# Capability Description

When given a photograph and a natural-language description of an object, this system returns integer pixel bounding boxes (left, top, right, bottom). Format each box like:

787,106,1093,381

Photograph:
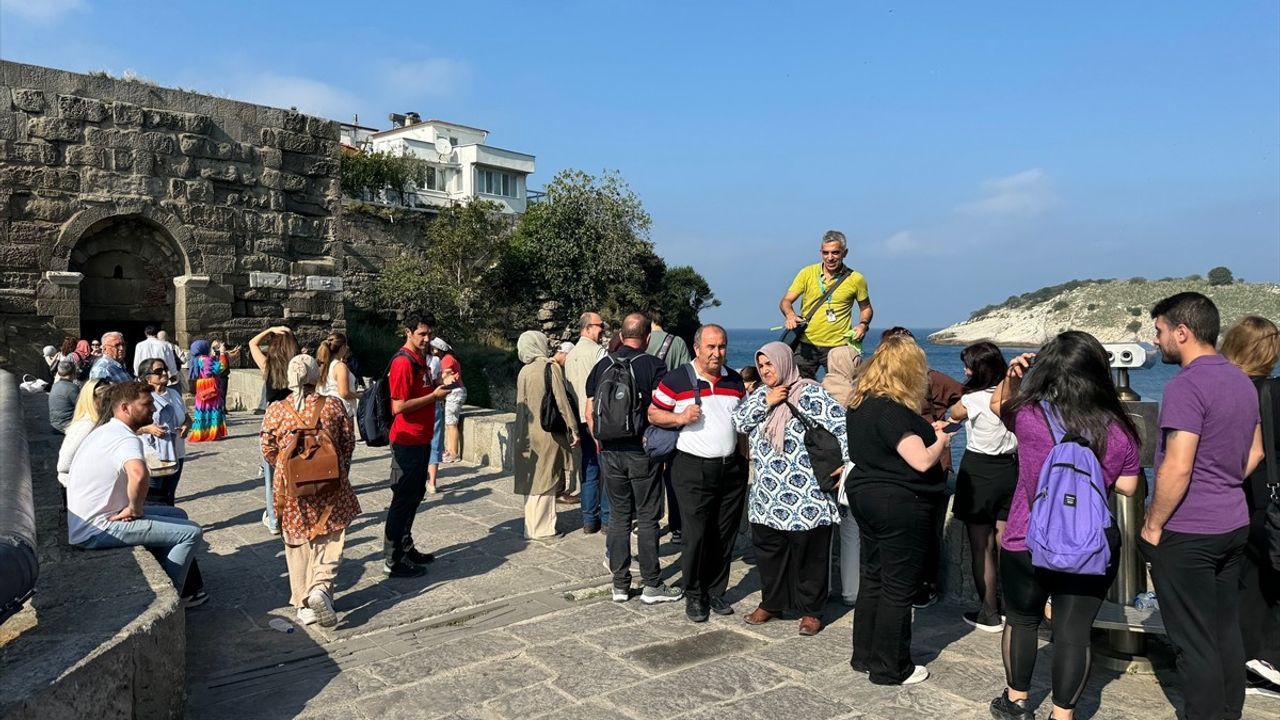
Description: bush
1129,276,1147,284
1126,320,1143,334
1207,266,1235,286
1128,306,1143,316
1086,303,1099,311
1052,300,1070,311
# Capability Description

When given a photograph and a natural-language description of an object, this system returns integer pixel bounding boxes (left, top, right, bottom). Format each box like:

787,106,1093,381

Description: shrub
1126,320,1143,334
1128,307,1143,316
1052,300,1070,311
1207,266,1235,286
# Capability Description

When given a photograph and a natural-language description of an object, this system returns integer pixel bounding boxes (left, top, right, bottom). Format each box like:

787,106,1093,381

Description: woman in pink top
987,331,1142,720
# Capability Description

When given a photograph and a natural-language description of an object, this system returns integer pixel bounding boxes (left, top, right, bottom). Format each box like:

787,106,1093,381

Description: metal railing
0,369,38,626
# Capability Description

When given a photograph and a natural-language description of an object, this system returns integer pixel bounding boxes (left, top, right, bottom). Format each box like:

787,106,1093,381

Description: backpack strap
656,334,676,362
686,364,703,407
1038,401,1067,444
1261,378,1278,490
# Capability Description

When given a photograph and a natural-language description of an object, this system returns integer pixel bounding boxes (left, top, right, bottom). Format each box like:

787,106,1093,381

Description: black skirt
952,450,1018,524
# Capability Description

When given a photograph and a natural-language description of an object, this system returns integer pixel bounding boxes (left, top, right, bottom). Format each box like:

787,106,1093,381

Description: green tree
649,265,721,341
506,169,654,319
1207,266,1235,286
339,149,429,205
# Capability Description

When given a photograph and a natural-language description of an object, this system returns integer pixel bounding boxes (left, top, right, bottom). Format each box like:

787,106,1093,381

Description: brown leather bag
278,397,342,498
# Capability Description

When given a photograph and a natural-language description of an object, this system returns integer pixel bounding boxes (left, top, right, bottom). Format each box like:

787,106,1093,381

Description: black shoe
404,548,435,565
583,521,601,535
382,560,427,578
989,690,1034,719
708,596,734,615
912,585,940,609
252,408,266,415
685,598,709,623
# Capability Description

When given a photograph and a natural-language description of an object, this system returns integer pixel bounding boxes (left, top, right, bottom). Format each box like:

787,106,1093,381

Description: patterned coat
732,383,848,531
261,392,360,541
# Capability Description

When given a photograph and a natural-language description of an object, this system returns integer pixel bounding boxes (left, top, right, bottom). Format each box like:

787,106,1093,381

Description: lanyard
817,267,845,310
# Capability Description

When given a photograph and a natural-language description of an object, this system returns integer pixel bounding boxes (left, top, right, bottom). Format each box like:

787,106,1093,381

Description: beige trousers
283,529,345,608
524,492,558,539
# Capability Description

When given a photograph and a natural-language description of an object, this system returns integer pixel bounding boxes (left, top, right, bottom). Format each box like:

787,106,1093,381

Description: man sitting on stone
90,331,133,382
66,381,204,593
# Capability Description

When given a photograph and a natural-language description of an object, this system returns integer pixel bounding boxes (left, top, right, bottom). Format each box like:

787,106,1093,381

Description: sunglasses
147,368,169,376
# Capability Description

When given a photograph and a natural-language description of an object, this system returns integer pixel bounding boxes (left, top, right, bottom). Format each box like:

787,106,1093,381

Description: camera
1102,343,1155,369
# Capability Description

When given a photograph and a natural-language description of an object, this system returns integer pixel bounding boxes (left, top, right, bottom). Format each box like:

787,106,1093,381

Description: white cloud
959,168,1060,220
381,58,470,99
224,72,360,121
883,230,919,256
0,0,85,23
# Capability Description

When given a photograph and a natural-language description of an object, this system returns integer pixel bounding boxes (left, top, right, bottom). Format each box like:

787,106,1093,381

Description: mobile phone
942,422,962,434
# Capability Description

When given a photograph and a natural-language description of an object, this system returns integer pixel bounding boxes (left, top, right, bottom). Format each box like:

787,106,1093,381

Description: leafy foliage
340,149,429,204
1207,266,1235,286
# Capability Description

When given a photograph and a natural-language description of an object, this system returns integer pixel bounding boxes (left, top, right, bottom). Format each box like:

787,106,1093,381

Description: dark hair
144,325,157,337
880,326,914,341
402,312,437,332
1005,331,1139,457
59,337,77,355
960,342,1007,393
102,381,152,424
646,307,667,326
146,358,168,376
1151,292,1219,346
740,366,760,385
607,332,624,353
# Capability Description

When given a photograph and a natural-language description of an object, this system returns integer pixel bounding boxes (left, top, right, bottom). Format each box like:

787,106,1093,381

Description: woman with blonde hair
56,379,112,487
260,354,359,627
1221,315,1280,692
845,336,954,686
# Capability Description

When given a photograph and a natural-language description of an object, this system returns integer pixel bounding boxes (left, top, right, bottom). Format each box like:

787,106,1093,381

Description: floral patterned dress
188,354,227,442
260,392,361,541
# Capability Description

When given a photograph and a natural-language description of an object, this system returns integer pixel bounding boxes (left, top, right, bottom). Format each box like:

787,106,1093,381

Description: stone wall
336,202,433,303
0,60,345,376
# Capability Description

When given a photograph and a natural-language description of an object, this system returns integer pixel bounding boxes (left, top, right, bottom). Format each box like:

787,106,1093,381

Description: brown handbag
278,397,342,498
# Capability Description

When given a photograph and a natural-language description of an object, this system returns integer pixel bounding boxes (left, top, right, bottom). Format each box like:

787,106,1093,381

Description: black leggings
1000,538,1118,710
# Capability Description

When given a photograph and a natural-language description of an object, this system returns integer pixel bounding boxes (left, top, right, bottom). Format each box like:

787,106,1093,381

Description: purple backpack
1026,402,1113,575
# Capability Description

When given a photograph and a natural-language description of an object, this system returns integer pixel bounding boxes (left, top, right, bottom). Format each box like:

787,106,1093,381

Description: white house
339,114,536,214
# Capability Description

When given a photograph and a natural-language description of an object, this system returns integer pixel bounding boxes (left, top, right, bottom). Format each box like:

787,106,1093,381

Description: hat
557,341,575,354
430,337,452,353
42,345,57,357
56,359,76,376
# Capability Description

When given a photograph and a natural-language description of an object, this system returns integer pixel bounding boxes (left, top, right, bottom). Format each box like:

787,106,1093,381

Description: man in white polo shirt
68,381,203,591
649,324,748,622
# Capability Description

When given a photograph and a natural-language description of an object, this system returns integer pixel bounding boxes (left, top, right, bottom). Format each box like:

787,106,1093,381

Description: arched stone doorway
69,216,186,372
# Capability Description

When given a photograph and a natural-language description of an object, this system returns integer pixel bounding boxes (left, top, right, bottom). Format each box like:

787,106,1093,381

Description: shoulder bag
780,269,852,349
540,361,569,434
643,365,701,463
785,399,844,492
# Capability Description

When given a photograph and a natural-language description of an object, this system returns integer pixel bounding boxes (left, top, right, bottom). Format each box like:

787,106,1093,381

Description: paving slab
179,412,1276,719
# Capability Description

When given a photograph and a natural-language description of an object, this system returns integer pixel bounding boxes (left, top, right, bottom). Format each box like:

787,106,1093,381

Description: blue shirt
89,356,132,383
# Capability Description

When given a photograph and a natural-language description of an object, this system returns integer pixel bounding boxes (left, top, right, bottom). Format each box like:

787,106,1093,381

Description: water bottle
268,618,295,633
1133,591,1158,610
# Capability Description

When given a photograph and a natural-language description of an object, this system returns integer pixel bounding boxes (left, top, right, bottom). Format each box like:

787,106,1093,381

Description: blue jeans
263,460,277,531
77,505,202,589
430,401,445,465
578,424,609,527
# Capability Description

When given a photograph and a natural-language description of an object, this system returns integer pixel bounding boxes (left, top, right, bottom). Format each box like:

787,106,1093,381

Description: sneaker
307,590,337,628
1246,677,1280,699
911,587,939,609
296,607,318,625
989,690,1034,719
900,665,929,685
640,583,684,605
964,609,1005,634
383,560,427,578
427,483,438,495
1248,659,1280,686
404,548,435,565
612,587,630,603
262,511,280,535
182,590,209,608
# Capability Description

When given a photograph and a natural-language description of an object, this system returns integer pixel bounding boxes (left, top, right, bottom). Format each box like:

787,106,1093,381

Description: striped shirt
651,363,746,458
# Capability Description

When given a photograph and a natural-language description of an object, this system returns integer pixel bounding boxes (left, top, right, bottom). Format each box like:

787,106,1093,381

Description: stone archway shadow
49,204,203,275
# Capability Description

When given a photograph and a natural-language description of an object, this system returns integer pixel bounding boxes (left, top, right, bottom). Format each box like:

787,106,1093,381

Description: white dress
319,360,356,418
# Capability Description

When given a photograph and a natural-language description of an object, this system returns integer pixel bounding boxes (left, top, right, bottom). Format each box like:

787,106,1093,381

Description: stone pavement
181,413,1274,720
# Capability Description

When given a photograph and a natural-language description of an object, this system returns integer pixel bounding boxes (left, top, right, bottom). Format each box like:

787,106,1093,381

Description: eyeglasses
588,323,607,329
147,369,169,376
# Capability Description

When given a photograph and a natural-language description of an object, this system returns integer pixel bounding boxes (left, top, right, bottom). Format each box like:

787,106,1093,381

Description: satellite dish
434,136,453,159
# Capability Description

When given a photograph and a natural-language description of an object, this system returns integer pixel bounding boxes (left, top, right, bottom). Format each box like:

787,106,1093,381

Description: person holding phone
142,358,191,505
946,342,1018,634
432,338,467,463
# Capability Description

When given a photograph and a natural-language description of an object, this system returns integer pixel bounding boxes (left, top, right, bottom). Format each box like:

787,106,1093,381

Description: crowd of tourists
47,231,1279,720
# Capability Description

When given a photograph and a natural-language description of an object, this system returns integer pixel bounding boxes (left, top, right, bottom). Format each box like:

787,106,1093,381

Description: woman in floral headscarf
187,339,227,442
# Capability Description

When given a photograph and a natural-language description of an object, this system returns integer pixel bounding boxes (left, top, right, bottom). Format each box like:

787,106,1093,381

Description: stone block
56,94,107,122
165,156,194,178
248,271,288,289
258,127,277,147
0,290,37,314
285,214,317,237
167,178,185,199
198,163,239,183
142,108,182,130
11,88,44,112
253,237,287,254
259,146,281,169
305,115,337,139
112,101,142,126
0,114,16,141
277,130,315,154
304,275,343,292
180,113,211,135
0,243,42,269
5,220,58,243
84,126,136,148
290,258,335,275
9,141,58,165
26,116,82,142
281,173,307,192
138,132,174,154
188,205,239,231
64,145,107,168
111,148,134,171
240,255,291,273
213,142,232,160
201,254,236,275
259,168,282,189
178,133,209,156
282,110,306,133
301,158,338,177
184,179,214,203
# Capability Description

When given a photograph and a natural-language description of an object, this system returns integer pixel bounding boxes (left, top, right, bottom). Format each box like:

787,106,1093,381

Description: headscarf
517,331,550,365
286,353,321,410
43,345,57,358
823,346,861,408
188,339,211,380
757,341,817,452
74,339,91,360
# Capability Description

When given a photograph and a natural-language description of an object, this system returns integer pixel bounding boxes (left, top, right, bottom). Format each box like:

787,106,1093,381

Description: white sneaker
612,587,630,602
307,589,337,627
296,607,318,625
1248,659,1280,686
1246,679,1280,699
262,511,280,535
900,665,929,685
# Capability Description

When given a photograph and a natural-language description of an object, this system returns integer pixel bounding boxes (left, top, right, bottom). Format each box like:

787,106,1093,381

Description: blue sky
3,1,1278,329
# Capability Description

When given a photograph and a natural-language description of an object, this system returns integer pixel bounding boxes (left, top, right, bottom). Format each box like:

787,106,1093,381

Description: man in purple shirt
1140,292,1265,720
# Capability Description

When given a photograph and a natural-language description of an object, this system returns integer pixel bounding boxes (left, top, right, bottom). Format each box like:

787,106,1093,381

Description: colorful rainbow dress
188,354,227,442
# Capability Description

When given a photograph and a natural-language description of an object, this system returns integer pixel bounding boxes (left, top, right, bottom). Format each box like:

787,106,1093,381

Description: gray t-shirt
646,331,691,371
48,379,81,432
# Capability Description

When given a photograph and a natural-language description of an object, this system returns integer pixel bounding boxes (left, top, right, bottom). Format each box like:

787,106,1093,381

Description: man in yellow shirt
778,230,873,378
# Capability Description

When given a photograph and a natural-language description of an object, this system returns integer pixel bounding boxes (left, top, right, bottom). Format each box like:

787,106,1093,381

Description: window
478,169,517,198
424,167,446,192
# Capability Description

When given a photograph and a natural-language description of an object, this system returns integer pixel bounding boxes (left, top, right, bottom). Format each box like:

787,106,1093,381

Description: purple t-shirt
1155,354,1258,535
1001,405,1141,553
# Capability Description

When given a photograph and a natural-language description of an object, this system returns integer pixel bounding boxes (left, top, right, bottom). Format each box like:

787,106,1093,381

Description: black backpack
592,354,645,442
358,350,423,447
540,362,570,434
